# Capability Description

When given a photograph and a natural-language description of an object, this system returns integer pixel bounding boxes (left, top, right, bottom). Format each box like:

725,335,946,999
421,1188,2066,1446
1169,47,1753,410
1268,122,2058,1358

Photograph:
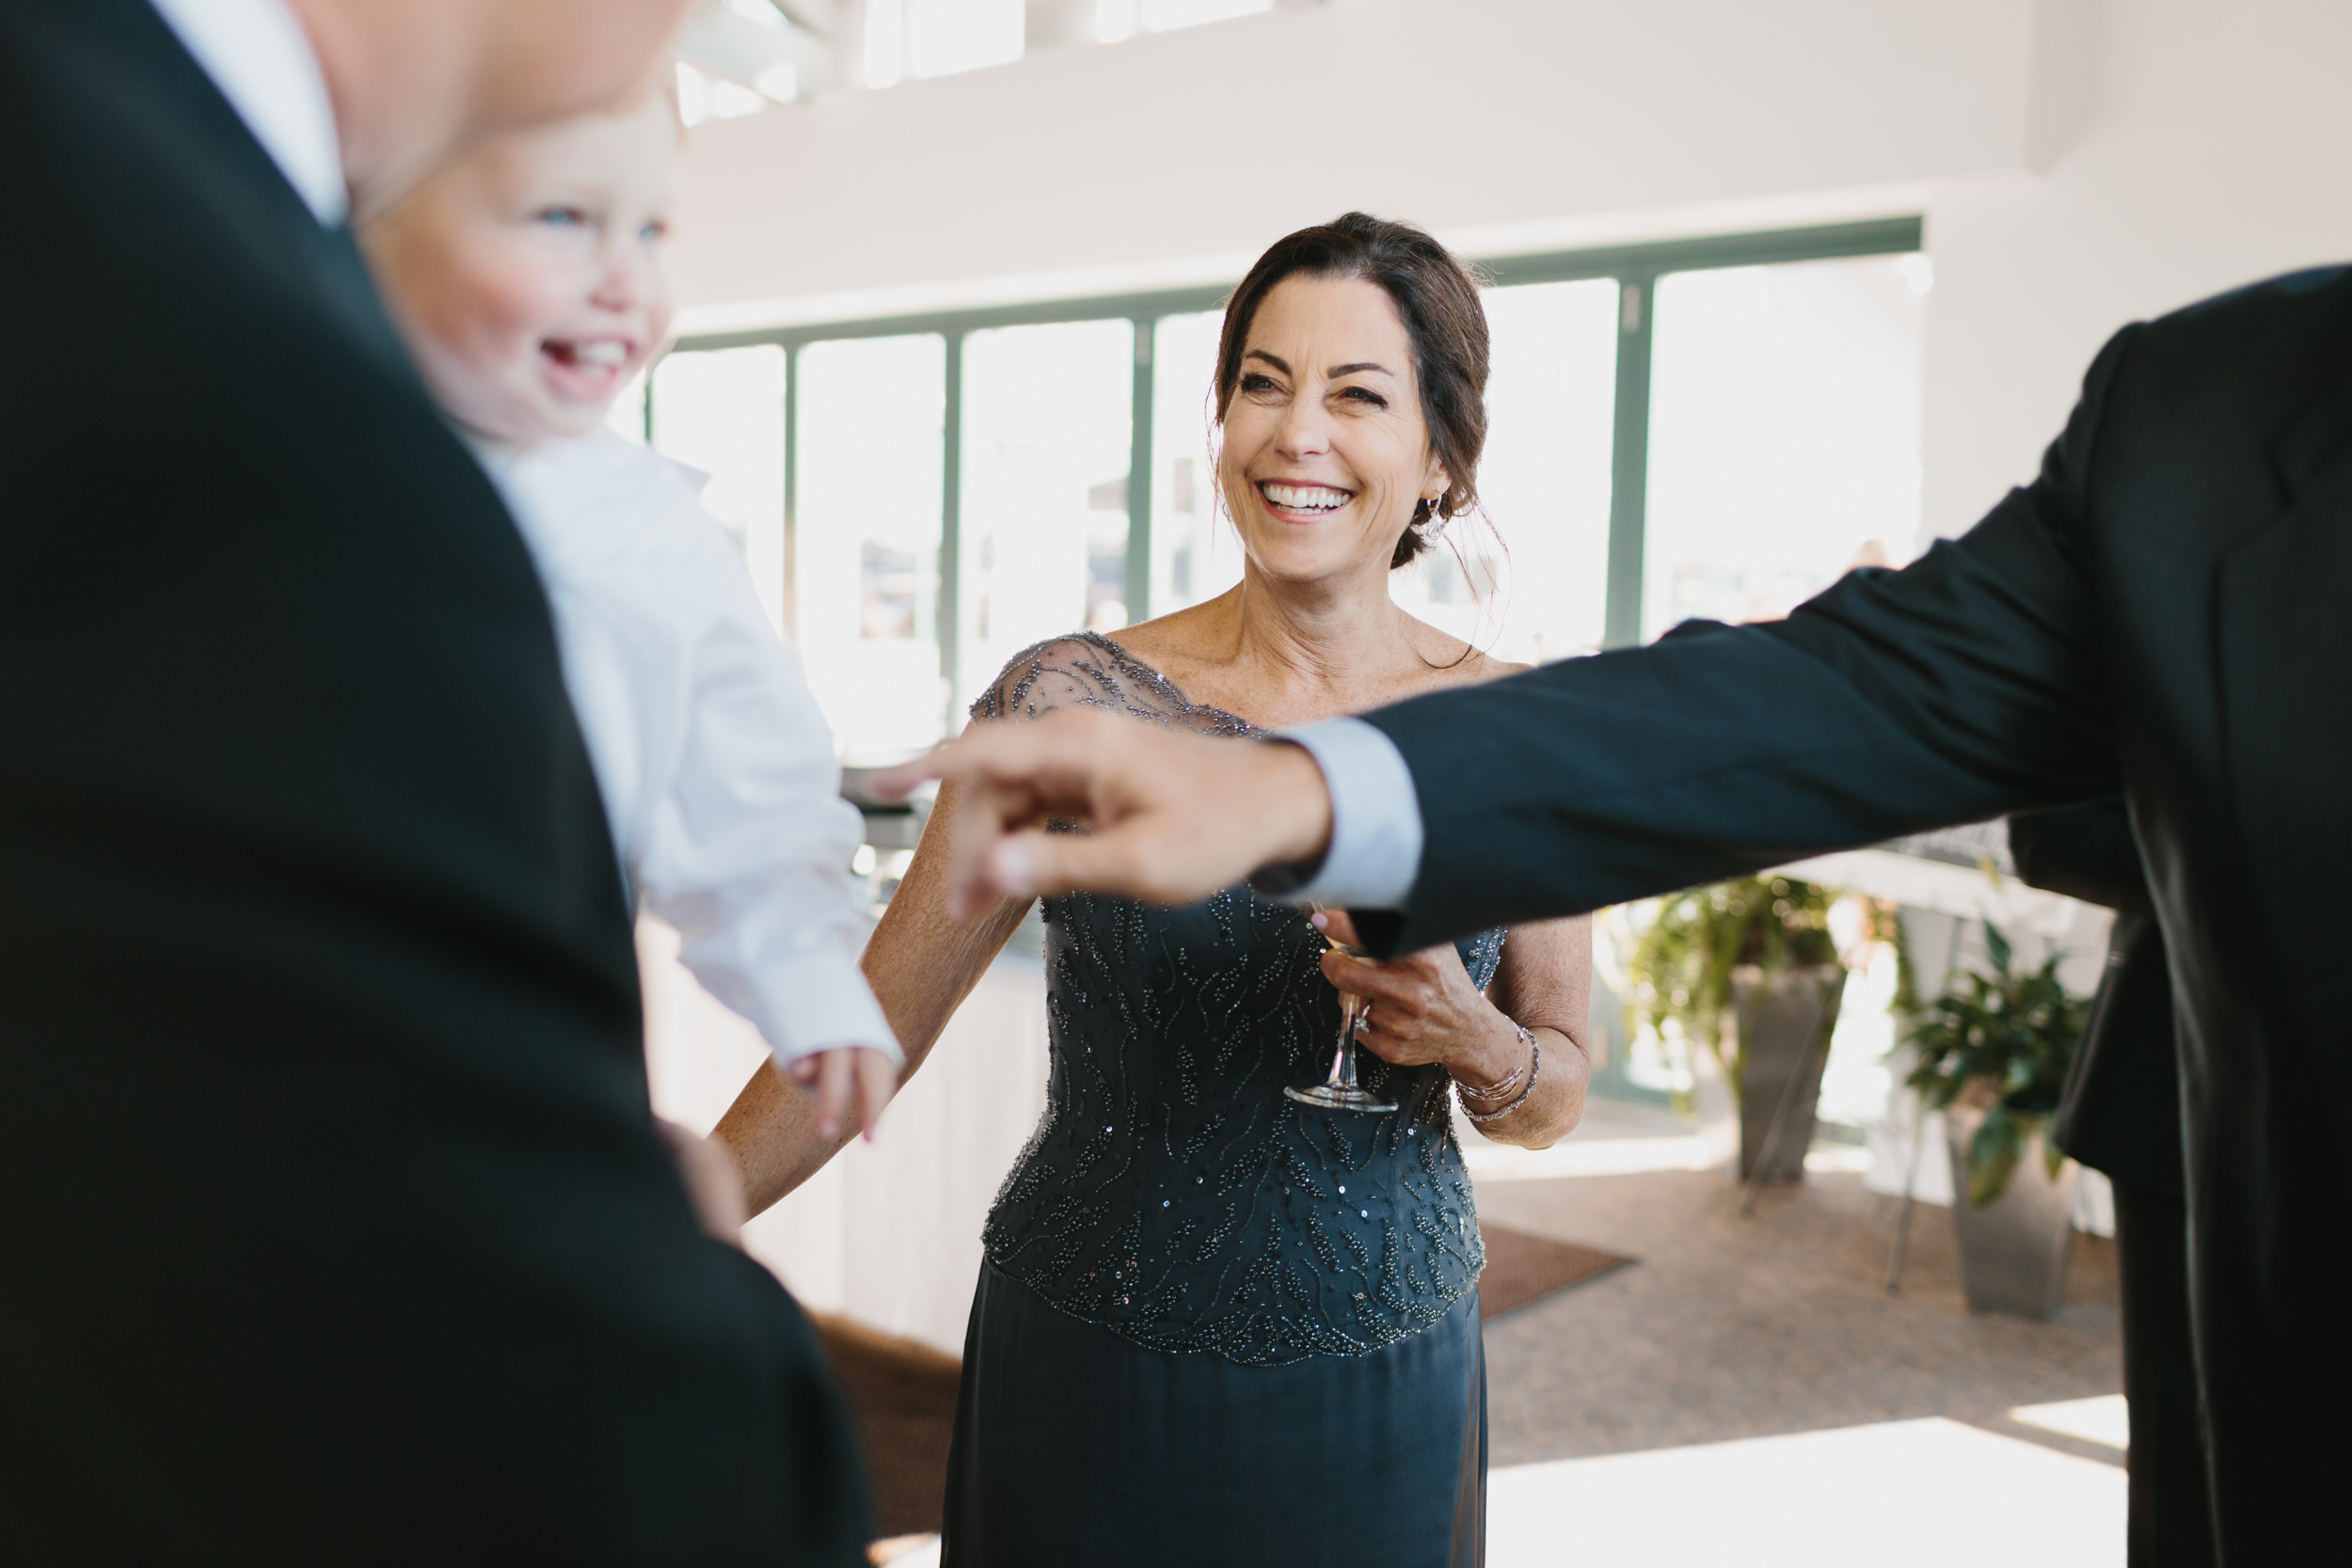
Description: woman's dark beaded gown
942,633,1498,1568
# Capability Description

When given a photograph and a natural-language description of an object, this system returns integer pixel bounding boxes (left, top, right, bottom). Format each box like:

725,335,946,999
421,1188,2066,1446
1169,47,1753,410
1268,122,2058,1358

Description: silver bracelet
1459,1025,1540,1124
1454,1023,1532,1101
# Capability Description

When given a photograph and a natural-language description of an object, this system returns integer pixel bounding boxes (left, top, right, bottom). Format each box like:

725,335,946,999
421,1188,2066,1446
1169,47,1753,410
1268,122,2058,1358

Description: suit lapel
98,0,416,388
310,221,433,388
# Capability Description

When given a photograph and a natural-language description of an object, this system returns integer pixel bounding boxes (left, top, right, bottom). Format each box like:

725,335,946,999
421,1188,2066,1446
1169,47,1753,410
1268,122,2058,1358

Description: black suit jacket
2008,801,2184,1198
0,5,863,1561
1359,266,2352,1559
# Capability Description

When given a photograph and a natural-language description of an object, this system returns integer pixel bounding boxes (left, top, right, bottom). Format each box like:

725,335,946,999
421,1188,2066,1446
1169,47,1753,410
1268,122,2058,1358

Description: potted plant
1903,924,2089,1319
1628,876,1852,1185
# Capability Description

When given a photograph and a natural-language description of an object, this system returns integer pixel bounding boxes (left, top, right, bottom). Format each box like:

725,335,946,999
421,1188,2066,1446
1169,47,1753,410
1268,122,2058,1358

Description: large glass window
1148,309,1239,614
1644,256,1927,639
657,221,1924,770
650,344,787,632
794,334,946,764
958,319,1136,710
1391,278,1618,663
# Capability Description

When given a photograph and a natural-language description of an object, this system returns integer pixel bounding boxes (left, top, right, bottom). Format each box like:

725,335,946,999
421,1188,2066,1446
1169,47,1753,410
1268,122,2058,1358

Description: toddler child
361,83,900,1179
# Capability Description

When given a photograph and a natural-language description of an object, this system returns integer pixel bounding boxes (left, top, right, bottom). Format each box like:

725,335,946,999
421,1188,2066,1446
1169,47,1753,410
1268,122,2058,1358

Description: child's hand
655,1118,748,1247
787,1045,898,1143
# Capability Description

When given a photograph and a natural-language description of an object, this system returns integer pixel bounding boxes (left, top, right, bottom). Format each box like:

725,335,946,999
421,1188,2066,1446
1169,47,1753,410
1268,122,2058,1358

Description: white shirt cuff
1269,717,1424,911
739,950,904,1070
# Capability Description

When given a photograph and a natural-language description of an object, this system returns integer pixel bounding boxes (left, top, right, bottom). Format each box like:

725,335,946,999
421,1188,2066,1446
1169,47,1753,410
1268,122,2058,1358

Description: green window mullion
1125,317,1155,625
781,341,800,639
1602,273,1657,651
939,329,965,737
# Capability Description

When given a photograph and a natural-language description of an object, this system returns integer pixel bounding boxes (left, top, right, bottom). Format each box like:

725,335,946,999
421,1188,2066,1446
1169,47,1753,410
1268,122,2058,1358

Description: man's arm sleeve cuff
1252,717,1423,911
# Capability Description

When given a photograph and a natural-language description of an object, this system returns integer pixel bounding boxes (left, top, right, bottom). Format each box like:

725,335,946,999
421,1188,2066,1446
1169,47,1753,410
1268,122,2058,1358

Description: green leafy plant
1903,924,2088,1208
1627,876,1847,1098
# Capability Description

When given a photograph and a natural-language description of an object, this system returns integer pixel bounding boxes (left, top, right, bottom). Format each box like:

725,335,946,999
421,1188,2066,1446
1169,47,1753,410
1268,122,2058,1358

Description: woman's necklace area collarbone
1105,626,1476,734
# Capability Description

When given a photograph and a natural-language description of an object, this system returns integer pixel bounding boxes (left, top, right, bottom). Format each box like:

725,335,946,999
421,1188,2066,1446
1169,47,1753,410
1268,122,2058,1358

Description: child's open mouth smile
541,335,635,401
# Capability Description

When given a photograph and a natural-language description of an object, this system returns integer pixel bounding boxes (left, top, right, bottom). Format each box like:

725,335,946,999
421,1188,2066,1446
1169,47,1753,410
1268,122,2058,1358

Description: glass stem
1334,997,1365,1089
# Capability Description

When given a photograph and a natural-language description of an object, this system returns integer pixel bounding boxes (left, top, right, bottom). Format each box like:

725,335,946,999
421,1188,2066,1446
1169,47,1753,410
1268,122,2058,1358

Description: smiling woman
716,214,1596,1568
1213,212,1492,572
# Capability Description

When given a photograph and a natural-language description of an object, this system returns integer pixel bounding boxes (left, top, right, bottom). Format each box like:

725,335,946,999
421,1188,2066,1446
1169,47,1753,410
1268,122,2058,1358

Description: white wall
671,0,2044,318
670,0,2352,540
1920,0,2352,538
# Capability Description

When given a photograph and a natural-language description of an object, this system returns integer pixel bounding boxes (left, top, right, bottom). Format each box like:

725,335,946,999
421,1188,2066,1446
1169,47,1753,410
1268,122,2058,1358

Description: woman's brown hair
1214,212,1490,569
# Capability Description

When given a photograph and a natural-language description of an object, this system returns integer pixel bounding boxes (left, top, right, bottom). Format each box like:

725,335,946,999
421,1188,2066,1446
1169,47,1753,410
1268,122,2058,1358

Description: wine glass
1284,905,1398,1114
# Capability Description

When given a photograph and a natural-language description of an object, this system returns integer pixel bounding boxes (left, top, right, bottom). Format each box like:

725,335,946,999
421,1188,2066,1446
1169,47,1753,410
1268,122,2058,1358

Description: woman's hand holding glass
1308,910,1530,1093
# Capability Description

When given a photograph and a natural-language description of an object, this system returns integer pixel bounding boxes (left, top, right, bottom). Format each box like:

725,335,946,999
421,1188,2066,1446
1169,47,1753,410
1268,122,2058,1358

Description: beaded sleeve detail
972,632,1503,1366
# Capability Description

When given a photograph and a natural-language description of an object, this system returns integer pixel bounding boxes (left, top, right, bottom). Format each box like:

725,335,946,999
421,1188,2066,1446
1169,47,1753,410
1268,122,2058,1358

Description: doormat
1478,1223,1635,1322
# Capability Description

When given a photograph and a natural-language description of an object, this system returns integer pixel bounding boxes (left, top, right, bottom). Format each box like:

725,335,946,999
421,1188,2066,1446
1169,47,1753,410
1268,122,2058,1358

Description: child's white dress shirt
483,427,900,1069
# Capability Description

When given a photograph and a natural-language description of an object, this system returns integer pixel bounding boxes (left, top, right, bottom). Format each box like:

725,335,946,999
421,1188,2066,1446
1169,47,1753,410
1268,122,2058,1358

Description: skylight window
865,0,1294,89
1098,0,1274,38
1142,0,1274,32
675,60,771,125
882,0,1025,81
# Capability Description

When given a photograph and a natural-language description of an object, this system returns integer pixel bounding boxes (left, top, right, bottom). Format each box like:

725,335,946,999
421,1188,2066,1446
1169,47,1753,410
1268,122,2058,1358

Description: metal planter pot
1727,965,1844,1185
1944,1107,2079,1319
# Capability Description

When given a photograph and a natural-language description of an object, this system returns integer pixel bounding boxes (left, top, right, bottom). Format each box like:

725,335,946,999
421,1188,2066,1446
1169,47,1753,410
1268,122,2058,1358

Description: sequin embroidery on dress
973,631,1503,1367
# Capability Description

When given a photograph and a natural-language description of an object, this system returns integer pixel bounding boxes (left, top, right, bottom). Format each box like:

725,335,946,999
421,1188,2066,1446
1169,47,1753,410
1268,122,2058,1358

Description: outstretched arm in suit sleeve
1352,329,2142,956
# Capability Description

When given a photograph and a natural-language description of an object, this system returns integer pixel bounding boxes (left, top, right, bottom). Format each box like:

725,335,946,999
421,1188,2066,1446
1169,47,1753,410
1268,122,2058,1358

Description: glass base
1284,1083,1398,1114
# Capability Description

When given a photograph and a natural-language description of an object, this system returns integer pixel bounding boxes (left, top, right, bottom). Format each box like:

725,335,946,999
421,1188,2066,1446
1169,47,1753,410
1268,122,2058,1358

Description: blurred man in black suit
897,265,2352,1563
0,1,866,1560
2011,802,2209,1568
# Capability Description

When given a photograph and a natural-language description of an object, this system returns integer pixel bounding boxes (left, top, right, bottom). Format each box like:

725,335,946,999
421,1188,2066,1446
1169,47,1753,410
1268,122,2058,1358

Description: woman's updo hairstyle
1214,212,1490,569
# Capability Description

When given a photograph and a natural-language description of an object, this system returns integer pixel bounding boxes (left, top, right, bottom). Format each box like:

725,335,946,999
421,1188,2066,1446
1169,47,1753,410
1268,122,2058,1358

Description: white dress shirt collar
147,0,346,225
